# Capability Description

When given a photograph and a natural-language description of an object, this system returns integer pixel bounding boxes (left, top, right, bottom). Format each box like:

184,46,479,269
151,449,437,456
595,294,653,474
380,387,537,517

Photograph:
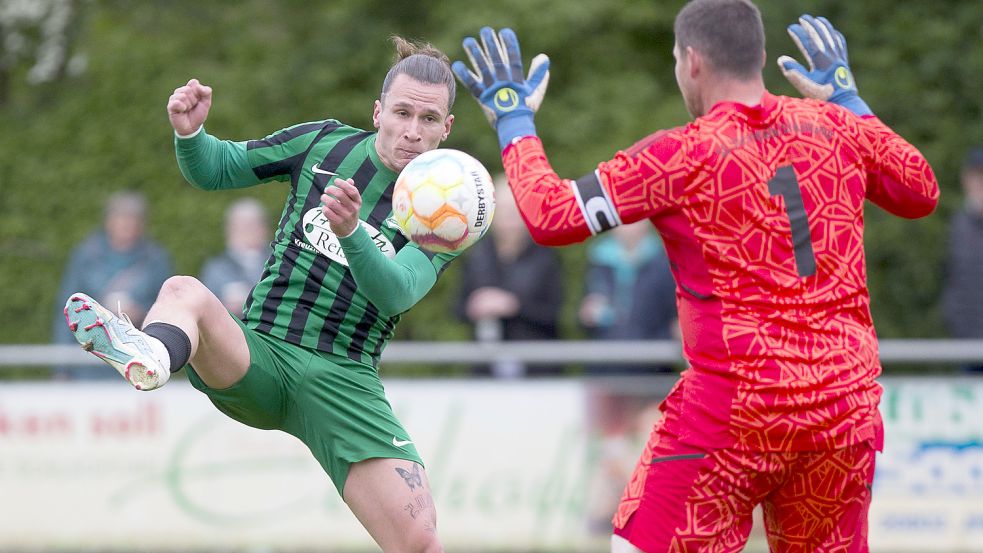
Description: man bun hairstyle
381,36,456,110
675,0,765,79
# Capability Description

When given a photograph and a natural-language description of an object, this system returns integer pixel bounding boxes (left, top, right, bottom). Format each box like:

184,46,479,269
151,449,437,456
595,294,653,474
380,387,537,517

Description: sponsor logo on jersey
300,207,395,266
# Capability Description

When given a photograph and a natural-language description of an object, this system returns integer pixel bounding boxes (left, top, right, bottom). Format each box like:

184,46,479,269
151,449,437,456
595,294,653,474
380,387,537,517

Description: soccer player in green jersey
63,37,457,553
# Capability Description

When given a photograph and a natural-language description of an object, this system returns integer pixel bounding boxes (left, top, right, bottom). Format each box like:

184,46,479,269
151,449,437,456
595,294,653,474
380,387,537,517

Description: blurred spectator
52,191,173,378
579,221,677,373
942,146,983,371
200,198,271,318
455,177,563,377
578,222,678,529
584,382,665,535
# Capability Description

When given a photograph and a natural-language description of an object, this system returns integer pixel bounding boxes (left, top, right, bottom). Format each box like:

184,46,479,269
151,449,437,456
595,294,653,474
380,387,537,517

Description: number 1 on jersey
768,166,816,277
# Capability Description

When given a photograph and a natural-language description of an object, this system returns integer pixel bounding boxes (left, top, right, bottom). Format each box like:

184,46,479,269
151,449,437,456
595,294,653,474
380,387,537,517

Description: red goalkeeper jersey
503,92,938,451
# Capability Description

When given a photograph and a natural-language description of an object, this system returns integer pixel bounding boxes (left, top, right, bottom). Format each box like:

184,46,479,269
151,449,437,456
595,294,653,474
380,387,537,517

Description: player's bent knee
158,276,219,310
159,275,206,300
408,533,442,553
394,516,442,553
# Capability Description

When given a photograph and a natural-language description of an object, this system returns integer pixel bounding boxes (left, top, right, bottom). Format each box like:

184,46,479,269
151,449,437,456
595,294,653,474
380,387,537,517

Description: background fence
4,339,983,368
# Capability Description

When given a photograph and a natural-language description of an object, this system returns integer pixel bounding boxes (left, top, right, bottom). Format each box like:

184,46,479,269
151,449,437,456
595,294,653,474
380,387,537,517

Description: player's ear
442,114,454,141
372,99,382,128
686,46,702,78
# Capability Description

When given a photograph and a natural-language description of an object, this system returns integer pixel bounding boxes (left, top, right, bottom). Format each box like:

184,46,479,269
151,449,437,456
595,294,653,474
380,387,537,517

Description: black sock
143,322,192,373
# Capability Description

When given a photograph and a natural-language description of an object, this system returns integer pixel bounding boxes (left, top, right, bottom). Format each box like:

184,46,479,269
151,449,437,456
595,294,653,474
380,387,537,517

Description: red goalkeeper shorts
613,422,876,552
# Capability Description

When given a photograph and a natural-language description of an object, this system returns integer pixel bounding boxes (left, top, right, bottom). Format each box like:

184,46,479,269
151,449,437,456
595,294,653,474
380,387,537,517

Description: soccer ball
392,148,496,254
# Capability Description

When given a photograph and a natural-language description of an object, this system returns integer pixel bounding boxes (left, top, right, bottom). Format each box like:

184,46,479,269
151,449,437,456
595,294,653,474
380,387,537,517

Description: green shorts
186,316,422,495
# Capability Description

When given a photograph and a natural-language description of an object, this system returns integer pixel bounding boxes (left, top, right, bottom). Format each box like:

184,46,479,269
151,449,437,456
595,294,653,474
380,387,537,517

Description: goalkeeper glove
777,14,872,116
452,27,550,150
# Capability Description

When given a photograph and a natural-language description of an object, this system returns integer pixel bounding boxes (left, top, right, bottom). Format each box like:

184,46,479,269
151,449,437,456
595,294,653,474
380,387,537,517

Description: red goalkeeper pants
613,422,876,552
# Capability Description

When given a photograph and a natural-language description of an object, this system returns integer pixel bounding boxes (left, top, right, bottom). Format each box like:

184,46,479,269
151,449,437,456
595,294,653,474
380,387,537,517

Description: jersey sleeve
857,116,939,218
174,121,330,191
338,225,455,317
501,130,691,246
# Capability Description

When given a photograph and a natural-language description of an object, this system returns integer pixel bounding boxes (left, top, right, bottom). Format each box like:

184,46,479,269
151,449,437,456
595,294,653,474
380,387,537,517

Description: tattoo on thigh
394,463,423,491
403,494,434,520
404,494,437,534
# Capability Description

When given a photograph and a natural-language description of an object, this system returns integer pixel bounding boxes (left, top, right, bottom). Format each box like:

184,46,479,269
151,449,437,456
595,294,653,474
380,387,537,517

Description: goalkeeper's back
501,91,938,451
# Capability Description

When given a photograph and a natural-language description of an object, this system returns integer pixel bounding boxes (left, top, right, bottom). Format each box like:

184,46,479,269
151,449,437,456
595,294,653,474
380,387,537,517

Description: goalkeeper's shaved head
675,0,765,79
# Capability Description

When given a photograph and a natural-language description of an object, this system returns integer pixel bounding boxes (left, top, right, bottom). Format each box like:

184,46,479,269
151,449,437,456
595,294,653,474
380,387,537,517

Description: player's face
373,74,454,173
673,42,704,118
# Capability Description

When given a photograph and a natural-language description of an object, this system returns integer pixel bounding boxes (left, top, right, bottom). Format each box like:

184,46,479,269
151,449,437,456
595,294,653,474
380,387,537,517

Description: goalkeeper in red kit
453,0,938,551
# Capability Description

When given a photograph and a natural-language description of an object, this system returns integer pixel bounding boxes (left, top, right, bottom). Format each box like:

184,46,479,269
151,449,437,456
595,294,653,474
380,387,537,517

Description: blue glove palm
777,15,872,116
452,27,550,150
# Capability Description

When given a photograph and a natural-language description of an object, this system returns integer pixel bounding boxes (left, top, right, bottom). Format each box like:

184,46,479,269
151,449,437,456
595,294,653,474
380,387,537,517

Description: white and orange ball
392,148,495,253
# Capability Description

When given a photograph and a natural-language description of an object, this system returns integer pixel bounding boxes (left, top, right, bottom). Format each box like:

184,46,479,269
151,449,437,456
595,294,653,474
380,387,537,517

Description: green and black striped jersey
175,120,457,366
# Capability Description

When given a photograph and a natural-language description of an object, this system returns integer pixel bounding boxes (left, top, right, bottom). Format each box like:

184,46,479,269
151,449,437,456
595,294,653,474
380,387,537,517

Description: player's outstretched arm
777,17,938,217
453,28,666,247
452,28,591,246
777,15,872,116
452,27,550,150
167,78,212,137
860,119,939,219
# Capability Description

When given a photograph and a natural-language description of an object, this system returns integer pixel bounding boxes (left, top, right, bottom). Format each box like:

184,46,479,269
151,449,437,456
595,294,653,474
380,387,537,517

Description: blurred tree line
1,0,980,371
